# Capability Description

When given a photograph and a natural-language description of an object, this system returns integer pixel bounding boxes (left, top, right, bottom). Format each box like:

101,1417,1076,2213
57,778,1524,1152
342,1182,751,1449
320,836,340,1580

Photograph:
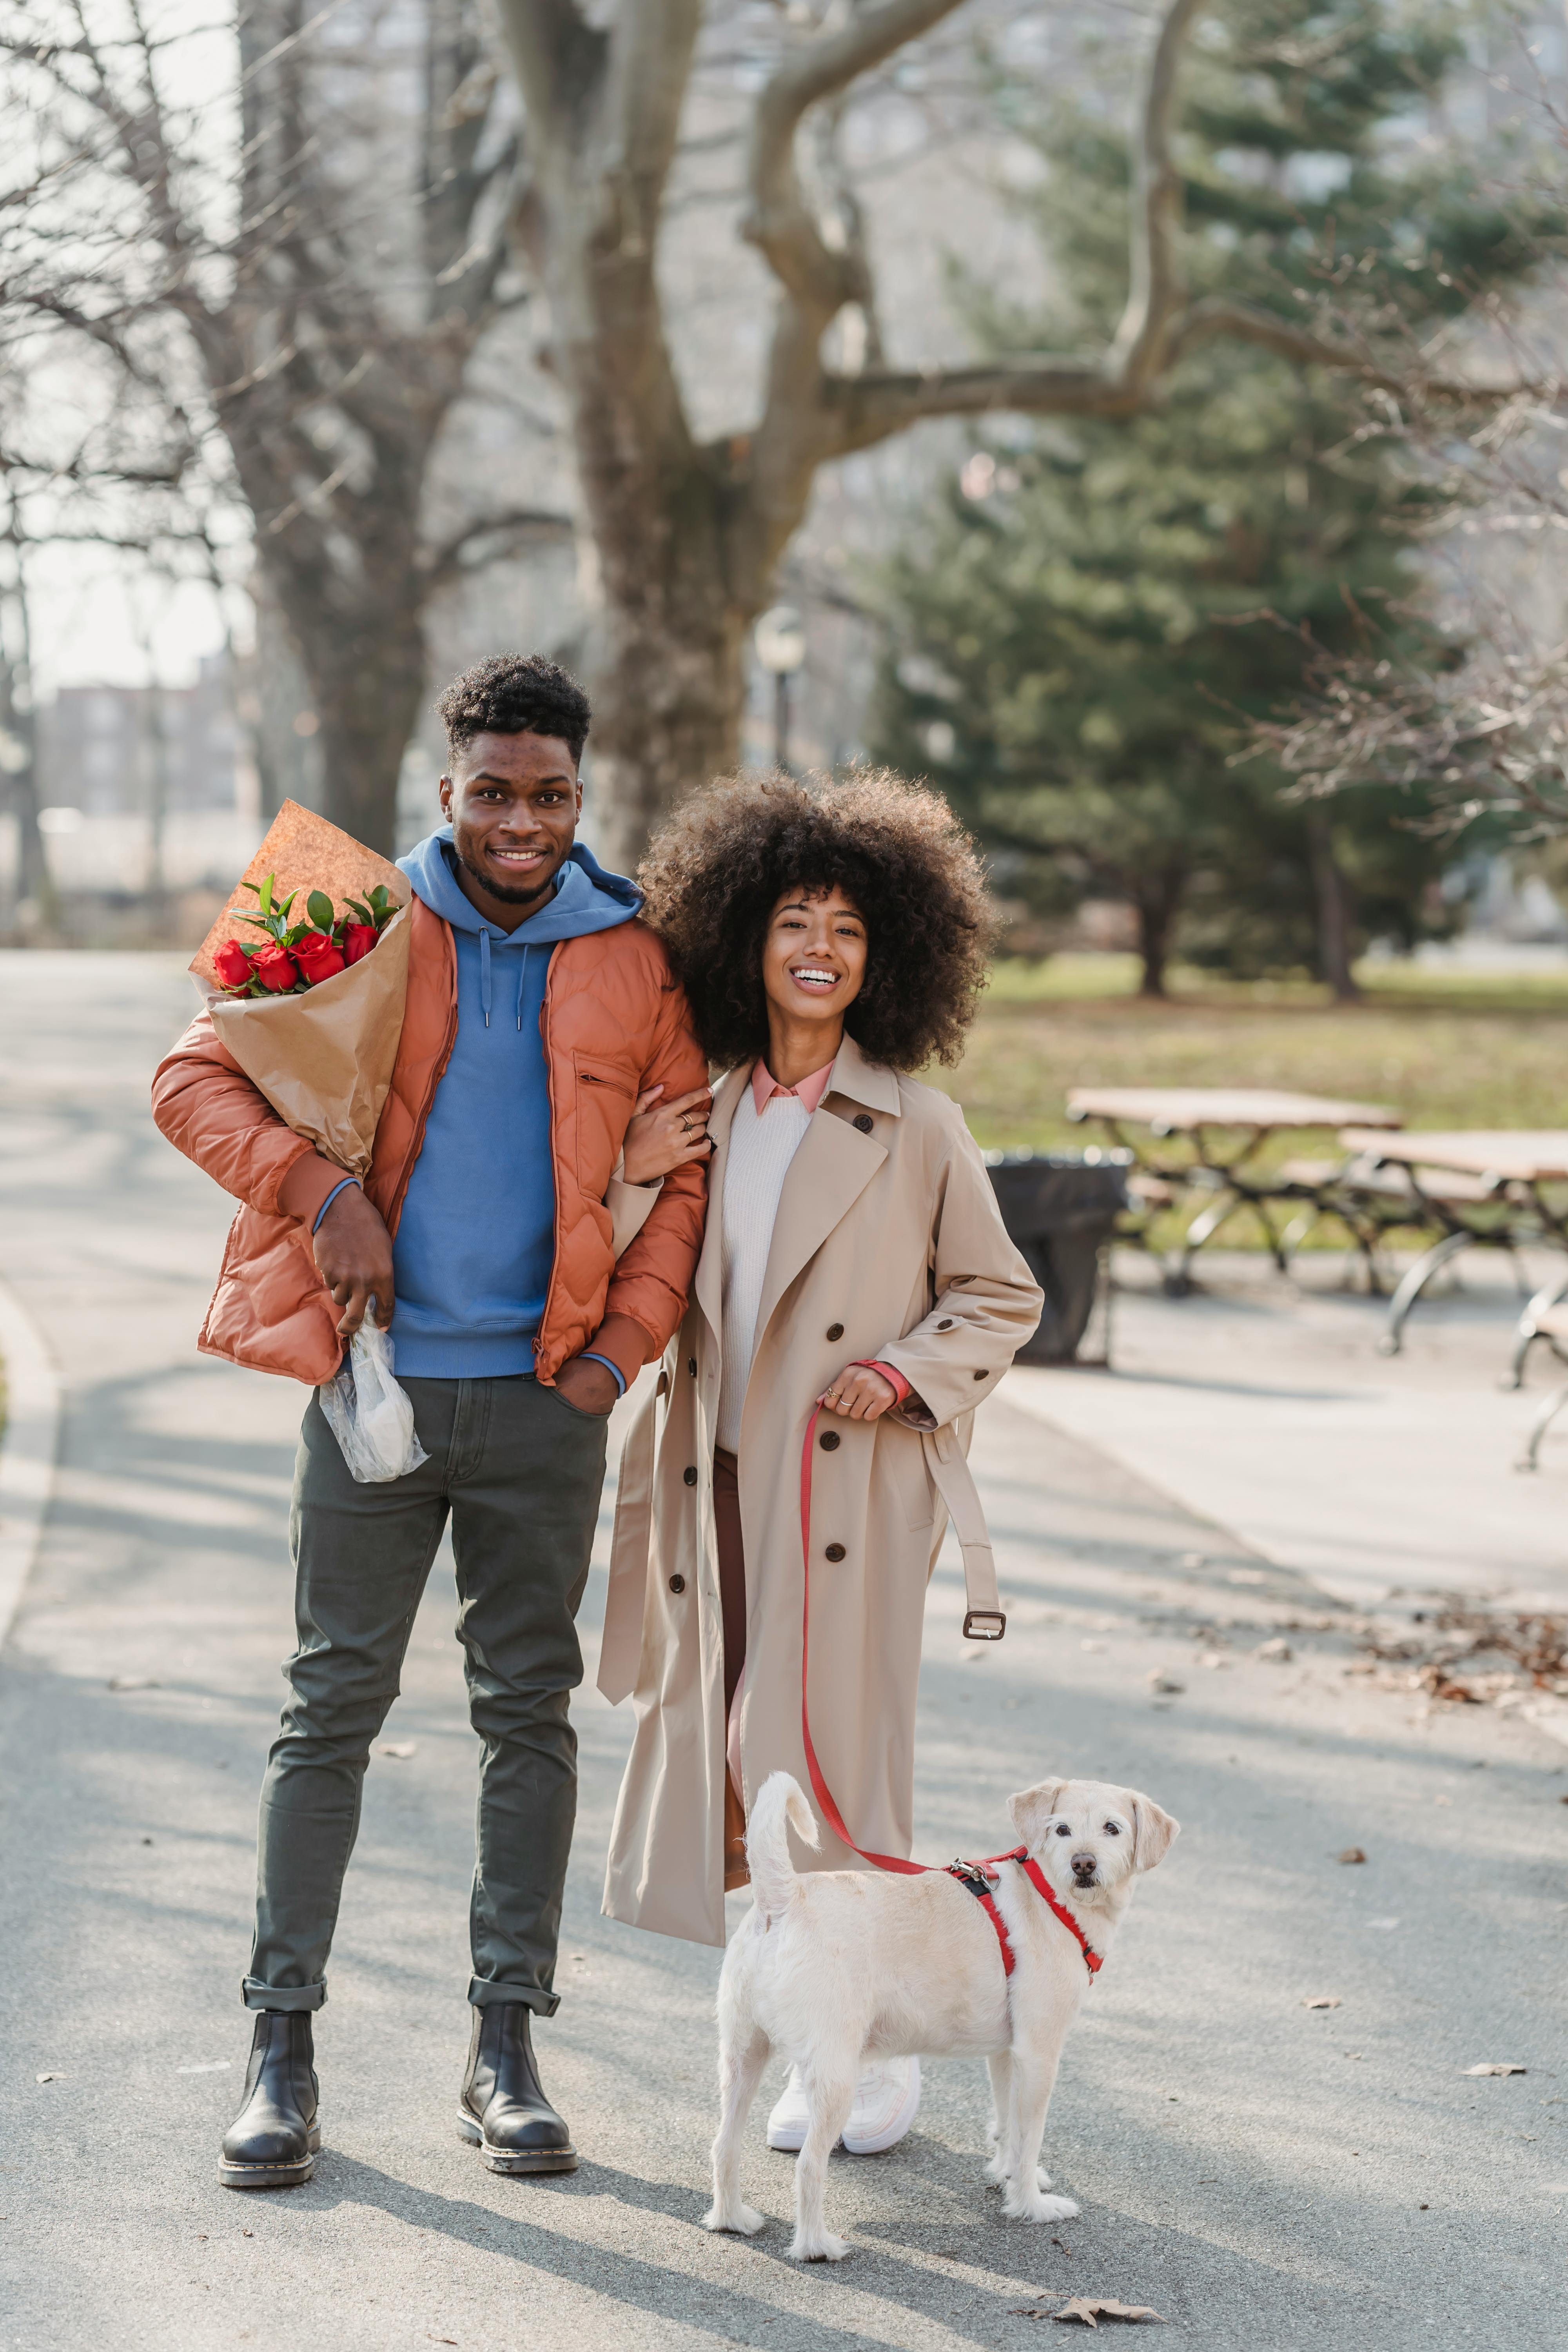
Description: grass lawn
937,956,1568,1252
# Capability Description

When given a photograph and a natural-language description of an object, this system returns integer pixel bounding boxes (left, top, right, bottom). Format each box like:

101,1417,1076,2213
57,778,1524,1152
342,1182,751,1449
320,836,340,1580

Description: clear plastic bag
319,1305,428,1483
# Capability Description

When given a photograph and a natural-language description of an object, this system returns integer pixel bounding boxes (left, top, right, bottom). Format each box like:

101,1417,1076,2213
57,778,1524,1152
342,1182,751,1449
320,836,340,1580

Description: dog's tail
746,1770,818,1918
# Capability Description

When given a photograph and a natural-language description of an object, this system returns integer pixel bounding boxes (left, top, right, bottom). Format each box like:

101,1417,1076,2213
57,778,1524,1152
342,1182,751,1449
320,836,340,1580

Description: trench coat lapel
693,1064,749,1345
753,1103,886,1349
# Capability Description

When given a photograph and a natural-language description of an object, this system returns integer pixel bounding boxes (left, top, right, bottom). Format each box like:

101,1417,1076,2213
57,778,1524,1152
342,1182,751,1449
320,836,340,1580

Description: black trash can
984,1149,1131,1365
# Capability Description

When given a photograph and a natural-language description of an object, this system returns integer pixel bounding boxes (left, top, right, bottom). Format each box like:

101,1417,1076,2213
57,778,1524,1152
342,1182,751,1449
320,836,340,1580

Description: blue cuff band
312,1176,360,1234
579,1351,627,1397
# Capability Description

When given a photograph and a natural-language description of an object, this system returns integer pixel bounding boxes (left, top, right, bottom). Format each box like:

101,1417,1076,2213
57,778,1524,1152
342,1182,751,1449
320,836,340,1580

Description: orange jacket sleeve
150,1009,340,1221
588,977,710,1382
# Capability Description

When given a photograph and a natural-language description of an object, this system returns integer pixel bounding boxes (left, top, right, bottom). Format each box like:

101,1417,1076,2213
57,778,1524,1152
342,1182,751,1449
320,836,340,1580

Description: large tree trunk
581,540,751,873
1305,806,1360,1004
296,604,429,857
1132,866,1186,998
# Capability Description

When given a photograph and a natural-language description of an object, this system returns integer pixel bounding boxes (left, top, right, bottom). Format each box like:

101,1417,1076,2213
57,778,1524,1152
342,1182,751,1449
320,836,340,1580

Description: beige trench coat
598,1034,1044,1947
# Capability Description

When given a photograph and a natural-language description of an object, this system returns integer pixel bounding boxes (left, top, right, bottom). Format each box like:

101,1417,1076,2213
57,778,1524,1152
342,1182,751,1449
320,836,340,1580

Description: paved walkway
0,953,1564,2352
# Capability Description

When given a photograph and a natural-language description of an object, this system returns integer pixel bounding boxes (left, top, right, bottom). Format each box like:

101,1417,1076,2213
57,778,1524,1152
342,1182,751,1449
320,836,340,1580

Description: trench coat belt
595,1392,1002,1708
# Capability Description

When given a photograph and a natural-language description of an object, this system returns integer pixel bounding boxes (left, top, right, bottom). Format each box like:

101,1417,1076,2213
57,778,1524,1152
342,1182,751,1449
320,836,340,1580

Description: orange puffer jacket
152,894,710,1389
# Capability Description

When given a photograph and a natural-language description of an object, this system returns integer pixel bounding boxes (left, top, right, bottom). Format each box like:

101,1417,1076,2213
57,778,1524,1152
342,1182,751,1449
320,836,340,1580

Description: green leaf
345,897,372,926
276,889,297,919
258,872,274,917
307,891,335,932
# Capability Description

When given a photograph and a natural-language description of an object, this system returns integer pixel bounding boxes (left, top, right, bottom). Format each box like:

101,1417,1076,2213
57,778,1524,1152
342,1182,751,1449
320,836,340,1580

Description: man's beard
454,839,560,909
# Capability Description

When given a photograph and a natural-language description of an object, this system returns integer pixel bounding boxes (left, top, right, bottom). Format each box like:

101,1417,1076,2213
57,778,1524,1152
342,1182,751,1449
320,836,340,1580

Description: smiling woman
598,771,1043,2163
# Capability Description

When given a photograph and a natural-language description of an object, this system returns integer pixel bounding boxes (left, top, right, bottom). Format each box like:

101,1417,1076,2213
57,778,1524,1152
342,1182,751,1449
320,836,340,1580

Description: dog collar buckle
962,1609,1006,1642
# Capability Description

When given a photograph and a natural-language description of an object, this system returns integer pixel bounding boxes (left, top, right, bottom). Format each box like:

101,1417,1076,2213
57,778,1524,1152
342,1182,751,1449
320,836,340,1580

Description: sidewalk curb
0,1277,61,1648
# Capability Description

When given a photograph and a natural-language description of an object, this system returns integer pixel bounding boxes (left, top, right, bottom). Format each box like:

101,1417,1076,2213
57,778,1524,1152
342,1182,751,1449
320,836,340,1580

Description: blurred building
35,653,247,817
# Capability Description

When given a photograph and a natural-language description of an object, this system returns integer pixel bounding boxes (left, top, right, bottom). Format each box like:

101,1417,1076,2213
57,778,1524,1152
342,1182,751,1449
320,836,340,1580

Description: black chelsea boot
457,2002,576,2175
217,2010,321,2189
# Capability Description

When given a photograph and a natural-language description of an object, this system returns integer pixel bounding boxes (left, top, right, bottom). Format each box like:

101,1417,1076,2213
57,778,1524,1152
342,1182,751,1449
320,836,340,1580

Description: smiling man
152,654,708,2191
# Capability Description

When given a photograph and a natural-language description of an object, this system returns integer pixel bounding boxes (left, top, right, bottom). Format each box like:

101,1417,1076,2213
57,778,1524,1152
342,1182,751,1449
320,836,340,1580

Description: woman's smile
788,963,841,993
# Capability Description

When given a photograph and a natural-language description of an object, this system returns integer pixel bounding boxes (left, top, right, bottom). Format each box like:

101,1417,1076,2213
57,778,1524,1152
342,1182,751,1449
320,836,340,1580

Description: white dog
703,1769,1179,2262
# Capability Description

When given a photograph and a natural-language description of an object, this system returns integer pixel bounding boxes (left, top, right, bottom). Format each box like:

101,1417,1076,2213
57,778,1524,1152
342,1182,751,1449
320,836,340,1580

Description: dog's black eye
1104,1821,1120,1835
1055,1823,1071,1837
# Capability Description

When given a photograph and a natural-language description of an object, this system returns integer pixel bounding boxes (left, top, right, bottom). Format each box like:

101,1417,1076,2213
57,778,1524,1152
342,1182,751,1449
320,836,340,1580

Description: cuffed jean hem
243,1977,327,2013
468,1977,560,2016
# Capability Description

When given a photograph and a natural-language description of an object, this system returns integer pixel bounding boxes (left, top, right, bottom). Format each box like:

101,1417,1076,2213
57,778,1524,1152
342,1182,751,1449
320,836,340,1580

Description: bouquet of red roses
191,800,412,1180
211,873,399,997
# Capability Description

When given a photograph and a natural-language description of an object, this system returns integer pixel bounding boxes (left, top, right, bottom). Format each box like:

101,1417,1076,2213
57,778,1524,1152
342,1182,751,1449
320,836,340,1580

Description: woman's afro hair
637,769,995,1073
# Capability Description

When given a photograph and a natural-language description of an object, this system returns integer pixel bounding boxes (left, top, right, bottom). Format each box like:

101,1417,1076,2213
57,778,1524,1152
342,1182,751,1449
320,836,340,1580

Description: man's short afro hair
436,653,592,768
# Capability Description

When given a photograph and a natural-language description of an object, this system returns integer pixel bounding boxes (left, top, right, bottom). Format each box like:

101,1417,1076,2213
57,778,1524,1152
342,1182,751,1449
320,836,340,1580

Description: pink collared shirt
751,1056,836,1117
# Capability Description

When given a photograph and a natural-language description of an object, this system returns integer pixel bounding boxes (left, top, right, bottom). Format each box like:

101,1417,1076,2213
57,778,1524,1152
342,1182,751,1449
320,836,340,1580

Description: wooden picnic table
1335,1129,1568,1354
1071,1088,1403,1134
1066,1087,1403,1292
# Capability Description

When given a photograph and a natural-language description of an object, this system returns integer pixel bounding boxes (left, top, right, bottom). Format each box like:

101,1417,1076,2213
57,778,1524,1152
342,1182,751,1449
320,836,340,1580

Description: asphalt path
0,951,1564,2352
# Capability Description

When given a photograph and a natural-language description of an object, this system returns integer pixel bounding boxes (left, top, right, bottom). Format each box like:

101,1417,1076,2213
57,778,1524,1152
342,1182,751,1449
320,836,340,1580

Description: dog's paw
982,2153,1009,2185
1004,2190,1079,2225
789,2230,851,2263
702,2202,766,2236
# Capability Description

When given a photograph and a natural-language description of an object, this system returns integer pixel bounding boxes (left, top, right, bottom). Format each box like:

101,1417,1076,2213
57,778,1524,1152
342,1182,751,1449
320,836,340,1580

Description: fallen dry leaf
1256,1638,1292,1662
1337,1847,1367,1864
1052,2299,1165,2327
376,1741,417,1759
1302,1995,1341,2010
1464,2063,1526,2076
1146,1671,1184,1695
107,1676,160,1692
34,2072,63,2084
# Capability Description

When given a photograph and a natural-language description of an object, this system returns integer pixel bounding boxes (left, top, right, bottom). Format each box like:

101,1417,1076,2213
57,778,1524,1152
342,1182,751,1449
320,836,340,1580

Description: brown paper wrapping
193,802,414,1180
190,799,409,991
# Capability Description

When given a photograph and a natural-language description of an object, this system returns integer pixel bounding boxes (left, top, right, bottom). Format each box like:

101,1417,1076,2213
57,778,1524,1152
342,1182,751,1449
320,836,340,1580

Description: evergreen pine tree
871,0,1546,997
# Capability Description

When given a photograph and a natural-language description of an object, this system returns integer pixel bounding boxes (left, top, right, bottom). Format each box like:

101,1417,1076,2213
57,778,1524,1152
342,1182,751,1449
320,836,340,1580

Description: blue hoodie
390,829,640,1379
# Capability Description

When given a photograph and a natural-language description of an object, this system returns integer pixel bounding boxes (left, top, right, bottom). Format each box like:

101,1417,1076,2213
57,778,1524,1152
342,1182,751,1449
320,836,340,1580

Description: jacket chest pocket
574,1053,637,1193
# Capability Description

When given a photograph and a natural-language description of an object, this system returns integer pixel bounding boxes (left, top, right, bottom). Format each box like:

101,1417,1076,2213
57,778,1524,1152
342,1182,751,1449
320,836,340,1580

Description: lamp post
753,604,806,773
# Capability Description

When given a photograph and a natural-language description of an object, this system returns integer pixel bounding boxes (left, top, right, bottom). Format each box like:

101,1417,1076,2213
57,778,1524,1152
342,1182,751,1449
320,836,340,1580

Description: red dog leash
795,1405,1101,1980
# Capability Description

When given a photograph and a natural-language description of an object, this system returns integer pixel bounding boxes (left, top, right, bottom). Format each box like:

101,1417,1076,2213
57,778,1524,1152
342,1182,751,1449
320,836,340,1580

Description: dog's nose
1071,1851,1098,1880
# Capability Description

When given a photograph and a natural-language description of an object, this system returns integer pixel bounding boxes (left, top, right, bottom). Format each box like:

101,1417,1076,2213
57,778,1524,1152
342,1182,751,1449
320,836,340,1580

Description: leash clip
962,1609,1006,1642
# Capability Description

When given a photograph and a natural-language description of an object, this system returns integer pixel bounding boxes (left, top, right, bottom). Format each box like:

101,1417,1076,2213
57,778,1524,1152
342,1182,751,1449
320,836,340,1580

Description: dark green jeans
242,1374,608,2017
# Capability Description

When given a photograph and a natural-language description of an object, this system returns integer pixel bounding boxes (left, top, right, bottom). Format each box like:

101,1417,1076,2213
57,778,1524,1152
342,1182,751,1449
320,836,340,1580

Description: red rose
292,930,346,985
342,922,377,966
250,942,299,992
213,938,253,991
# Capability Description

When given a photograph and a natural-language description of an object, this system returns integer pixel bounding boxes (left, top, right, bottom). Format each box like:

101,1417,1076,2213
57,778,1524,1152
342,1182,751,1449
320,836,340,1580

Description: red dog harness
796,1406,1103,1983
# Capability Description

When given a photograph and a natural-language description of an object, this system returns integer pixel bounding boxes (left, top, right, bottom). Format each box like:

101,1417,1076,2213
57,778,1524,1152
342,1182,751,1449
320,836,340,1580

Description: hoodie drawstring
479,927,493,1029
517,943,528,1031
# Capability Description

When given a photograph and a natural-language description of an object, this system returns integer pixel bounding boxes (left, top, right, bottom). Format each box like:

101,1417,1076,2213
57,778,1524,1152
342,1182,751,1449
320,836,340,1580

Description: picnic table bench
1336,1129,1568,1357
1066,1087,1403,1294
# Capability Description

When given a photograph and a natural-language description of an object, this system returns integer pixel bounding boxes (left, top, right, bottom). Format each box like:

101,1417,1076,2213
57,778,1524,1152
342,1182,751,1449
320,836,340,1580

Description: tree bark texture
1132,865,1187,999
1305,806,1361,1004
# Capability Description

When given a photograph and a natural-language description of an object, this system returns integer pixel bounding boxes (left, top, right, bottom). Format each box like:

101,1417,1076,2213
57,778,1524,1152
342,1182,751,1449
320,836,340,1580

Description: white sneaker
842,2056,920,2155
766,2065,811,2151
766,2055,922,2155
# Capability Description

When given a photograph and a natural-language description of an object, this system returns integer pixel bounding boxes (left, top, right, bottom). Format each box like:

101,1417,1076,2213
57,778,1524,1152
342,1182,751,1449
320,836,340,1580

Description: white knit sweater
715,1083,813,1452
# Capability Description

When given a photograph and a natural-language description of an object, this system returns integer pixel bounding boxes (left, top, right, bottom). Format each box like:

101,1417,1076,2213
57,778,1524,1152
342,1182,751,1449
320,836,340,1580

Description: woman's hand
818,1362,898,1421
621,1084,713,1185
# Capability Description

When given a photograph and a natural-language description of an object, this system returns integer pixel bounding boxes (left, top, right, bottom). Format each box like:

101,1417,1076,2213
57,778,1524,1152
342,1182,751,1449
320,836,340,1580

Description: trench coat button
668,1573,686,1593
819,1429,841,1451
683,1465,698,1486
824,1543,846,1562
937,1318,954,1330
853,1113,873,1134
688,1357,697,1376
973,1367,988,1380
826,1323,844,1341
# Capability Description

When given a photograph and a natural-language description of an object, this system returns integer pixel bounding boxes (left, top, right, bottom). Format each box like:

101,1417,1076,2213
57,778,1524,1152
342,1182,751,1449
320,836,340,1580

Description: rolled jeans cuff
468,1977,560,2017
243,1976,327,2013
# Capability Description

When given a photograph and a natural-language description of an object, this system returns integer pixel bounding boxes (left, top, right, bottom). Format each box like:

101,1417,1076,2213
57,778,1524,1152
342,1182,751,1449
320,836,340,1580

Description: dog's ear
1007,1779,1070,1848
1127,1791,1180,1873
